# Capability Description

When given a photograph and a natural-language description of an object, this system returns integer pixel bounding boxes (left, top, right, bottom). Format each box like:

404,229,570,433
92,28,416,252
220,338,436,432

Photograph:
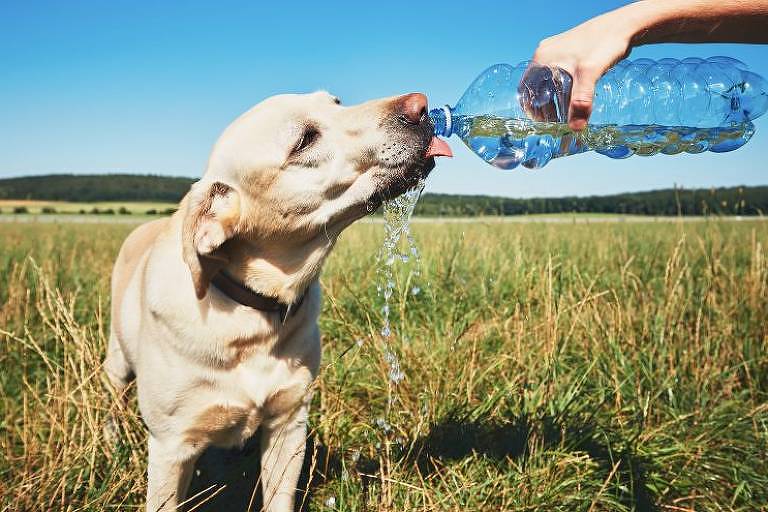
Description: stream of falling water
376,178,426,419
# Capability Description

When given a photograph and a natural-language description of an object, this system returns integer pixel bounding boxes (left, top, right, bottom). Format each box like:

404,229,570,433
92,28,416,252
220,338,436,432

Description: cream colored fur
103,91,435,511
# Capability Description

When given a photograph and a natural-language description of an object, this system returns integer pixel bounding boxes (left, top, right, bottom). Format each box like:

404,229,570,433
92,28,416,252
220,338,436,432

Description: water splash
376,182,423,424
376,178,426,390
384,350,405,384
377,178,426,337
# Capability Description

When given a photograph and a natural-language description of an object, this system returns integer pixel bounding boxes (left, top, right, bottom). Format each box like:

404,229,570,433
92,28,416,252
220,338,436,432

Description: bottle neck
429,106,453,137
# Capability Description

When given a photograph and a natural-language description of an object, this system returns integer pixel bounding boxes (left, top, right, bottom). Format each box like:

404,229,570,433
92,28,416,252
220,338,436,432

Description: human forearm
620,0,768,45
531,0,768,129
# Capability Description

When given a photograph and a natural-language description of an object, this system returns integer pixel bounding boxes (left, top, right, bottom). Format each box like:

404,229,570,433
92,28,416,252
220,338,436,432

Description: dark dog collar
211,271,305,323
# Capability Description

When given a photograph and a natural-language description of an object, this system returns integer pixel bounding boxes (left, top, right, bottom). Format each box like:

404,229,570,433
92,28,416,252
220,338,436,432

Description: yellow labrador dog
103,91,451,511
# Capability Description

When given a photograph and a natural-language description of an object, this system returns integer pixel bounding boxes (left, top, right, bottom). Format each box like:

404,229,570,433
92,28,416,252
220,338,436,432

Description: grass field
1,218,767,511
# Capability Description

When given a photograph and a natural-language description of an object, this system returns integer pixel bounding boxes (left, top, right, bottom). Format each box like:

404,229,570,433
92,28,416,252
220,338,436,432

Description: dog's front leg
146,434,200,512
260,404,309,512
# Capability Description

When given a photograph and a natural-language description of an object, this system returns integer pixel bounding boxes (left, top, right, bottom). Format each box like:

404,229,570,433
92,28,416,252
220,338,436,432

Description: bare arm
630,0,768,45
532,0,768,130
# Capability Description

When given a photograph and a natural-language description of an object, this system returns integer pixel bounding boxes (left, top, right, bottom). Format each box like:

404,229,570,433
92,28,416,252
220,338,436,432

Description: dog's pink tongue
425,137,452,158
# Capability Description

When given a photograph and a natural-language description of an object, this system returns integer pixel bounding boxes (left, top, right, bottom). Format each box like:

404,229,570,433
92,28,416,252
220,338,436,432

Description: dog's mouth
366,137,451,210
368,155,435,208
368,112,453,208
324,130,452,235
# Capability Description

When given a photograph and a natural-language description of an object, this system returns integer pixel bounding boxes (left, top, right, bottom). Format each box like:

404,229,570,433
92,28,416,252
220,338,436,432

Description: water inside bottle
453,115,755,170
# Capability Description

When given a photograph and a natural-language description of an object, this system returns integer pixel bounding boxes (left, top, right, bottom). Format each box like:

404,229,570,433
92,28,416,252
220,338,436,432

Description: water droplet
384,350,405,383
375,417,391,431
381,325,391,337
325,496,336,508
411,286,421,296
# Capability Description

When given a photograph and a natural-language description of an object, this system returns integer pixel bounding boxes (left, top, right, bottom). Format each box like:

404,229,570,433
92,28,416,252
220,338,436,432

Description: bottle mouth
428,105,453,137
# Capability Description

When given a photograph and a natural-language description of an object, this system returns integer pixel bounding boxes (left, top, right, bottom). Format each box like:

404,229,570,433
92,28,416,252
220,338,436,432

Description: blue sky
1,0,766,198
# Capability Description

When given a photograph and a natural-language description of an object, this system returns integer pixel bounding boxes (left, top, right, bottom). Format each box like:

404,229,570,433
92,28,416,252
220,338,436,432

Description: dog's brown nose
396,93,428,124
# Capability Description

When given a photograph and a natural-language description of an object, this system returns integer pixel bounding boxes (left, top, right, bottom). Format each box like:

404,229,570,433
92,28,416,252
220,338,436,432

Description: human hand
530,10,634,130
525,0,768,130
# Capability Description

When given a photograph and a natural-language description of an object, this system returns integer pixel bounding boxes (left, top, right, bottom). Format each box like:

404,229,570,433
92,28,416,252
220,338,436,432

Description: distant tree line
0,174,194,202
1,205,178,215
1,174,766,217
415,186,768,217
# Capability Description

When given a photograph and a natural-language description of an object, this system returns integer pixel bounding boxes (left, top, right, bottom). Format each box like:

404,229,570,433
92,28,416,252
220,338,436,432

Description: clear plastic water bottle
429,57,768,170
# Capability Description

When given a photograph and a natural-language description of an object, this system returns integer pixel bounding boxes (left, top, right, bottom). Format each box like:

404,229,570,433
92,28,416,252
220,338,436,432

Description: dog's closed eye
292,125,321,155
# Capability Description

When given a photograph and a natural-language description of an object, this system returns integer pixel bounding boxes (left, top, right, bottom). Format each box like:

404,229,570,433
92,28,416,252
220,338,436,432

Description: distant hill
415,186,768,217
0,174,766,216
0,174,195,203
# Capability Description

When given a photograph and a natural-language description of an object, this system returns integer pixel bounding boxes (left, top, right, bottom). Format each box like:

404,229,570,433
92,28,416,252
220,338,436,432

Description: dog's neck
223,235,335,305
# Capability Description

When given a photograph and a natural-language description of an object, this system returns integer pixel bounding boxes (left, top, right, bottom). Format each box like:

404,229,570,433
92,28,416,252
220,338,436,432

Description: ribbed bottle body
430,57,767,170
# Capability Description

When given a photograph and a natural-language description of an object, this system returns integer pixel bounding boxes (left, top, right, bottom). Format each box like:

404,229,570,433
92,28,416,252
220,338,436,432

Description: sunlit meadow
1,217,767,511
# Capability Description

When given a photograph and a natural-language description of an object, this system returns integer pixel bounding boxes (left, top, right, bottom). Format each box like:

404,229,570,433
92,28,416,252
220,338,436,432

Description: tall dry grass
1,219,767,511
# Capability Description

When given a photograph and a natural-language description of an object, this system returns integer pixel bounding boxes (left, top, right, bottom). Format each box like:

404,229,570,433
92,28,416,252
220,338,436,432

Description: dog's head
181,91,451,299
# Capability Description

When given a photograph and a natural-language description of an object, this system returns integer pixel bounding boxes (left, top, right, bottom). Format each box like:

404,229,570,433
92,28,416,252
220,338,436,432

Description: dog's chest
184,353,312,449
232,355,308,412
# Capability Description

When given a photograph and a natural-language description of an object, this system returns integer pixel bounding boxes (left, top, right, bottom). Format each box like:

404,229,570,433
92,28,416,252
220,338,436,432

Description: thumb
568,67,600,131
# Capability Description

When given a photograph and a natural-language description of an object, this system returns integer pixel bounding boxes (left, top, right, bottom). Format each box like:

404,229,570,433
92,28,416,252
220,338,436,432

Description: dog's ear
182,181,241,299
